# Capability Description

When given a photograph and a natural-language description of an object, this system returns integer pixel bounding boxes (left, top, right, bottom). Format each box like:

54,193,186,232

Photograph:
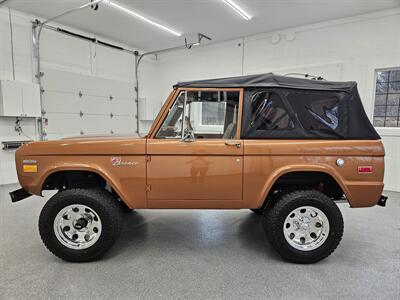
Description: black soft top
174,73,356,92
175,73,380,140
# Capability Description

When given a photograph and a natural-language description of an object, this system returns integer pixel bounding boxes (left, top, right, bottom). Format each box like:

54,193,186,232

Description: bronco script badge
111,156,138,167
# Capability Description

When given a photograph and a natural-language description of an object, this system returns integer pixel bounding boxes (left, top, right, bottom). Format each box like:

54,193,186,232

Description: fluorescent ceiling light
222,0,252,20
104,0,182,36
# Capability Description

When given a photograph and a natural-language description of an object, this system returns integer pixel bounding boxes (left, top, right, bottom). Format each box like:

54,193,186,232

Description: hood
17,135,146,156
61,134,141,140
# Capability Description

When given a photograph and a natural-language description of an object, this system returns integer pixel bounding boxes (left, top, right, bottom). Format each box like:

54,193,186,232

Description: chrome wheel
53,204,102,250
283,206,330,251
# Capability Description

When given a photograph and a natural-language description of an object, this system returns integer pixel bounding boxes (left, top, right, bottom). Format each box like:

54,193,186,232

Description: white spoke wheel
262,190,344,264
53,204,102,250
283,206,329,251
39,189,122,262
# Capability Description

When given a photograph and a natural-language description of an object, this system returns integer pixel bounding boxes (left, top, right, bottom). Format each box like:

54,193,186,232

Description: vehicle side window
156,92,185,138
156,90,240,139
287,91,340,130
250,91,294,130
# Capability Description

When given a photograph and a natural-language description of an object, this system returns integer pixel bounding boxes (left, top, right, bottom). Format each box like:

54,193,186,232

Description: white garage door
39,28,138,140
41,67,137,139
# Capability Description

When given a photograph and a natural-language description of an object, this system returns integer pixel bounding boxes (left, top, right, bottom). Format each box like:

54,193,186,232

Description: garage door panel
41,68,136,139
106,81,133,99
80,95,111,115
79,75,110,97
42,69,133,99
79,75,133,99
82,114,112,134
95,45,134,82
46,113,83,135
46,132,80,140
110,98,136,116
111,115,136,134
42,91,80,114
41,30,92,72
42,68,82,94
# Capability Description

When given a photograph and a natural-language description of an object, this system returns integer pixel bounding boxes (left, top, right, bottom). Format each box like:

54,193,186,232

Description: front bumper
377,194,388,207
10,188,32,203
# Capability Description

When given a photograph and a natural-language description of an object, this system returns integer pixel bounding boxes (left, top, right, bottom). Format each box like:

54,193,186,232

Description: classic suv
10,73,387,263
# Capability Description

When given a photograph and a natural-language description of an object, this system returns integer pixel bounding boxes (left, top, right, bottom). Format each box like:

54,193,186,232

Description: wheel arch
40,167,132,209
257,165,350,209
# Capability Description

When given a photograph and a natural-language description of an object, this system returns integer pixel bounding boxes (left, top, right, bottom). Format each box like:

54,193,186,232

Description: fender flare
256,164,351,207
38,165,133,208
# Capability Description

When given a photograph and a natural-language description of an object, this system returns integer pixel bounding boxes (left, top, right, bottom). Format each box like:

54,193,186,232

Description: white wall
0,7,158,184
155,8,400,191
0,8,37,184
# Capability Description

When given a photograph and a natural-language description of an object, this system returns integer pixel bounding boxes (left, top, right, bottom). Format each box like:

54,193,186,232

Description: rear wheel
262,190,343,263
39,188,122,262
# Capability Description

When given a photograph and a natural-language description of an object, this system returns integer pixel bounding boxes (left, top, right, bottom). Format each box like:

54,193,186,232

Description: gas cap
336,158,345,167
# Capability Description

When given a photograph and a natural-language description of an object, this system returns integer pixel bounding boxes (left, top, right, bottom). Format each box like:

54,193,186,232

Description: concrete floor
0,185,399,299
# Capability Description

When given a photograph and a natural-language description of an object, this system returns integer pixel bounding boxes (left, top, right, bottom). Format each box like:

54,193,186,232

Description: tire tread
263,190,344,263
39,188,122,262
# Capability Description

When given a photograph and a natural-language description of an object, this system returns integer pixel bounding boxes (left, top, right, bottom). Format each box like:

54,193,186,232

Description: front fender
16,155,146,209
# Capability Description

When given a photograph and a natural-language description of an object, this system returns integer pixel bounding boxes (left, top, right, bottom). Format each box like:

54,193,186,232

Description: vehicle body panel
15,137,146,209
147,139,243,208
14,87,385,209
243,140,384,208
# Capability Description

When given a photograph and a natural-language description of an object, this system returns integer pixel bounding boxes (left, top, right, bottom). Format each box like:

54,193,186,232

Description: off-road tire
262,190,343,264
39,188,122,262
119,202,134,214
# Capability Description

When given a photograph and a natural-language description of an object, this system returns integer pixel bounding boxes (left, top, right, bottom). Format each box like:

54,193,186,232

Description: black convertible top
174,73,380,140
174,73,357,92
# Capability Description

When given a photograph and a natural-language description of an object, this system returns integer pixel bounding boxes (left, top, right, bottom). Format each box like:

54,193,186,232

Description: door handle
225,141,241,148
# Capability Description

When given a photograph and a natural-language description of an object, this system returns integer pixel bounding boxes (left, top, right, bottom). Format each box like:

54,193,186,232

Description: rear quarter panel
244,140,385,208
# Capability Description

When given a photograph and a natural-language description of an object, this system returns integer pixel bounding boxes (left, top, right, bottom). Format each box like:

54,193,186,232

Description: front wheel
250,208,263,215
262,190,343,263
39,188,122,262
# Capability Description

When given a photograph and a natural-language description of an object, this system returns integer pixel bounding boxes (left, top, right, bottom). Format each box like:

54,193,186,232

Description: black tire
262,190,343,264
39,188,122,262
250,208,264,215
119,202,134,214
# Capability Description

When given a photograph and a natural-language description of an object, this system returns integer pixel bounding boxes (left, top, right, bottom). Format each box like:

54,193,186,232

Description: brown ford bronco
10,73,387,263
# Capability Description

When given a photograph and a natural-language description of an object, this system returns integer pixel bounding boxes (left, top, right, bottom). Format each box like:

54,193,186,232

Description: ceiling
6,0,400,51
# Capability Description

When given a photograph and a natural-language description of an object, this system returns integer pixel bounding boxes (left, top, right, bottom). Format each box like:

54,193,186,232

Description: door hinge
146,184,151,192
146,155,151,163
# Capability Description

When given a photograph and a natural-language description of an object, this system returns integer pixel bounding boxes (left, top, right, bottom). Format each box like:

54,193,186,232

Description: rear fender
257,164,350,207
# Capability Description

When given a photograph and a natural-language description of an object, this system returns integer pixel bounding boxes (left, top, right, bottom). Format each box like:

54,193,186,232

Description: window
156,92,185,138
287,91,340,130
373,69,400,127
250,91,294,130
201,102,226,126
156,90,240,139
